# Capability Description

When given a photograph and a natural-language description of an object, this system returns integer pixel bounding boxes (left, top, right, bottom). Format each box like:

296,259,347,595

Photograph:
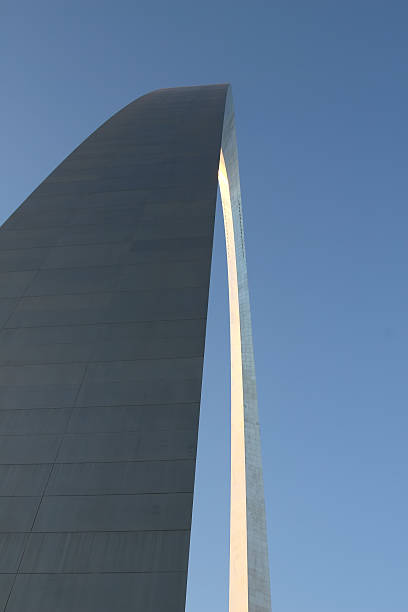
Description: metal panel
32,493,193,532
0,536,26,573
0,498,39,531
6,573,188,612
0,465,51,496
46,460,195,495
21,531,190,572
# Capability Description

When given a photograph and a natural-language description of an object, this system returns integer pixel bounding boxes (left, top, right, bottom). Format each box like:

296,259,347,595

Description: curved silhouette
0,85,271,612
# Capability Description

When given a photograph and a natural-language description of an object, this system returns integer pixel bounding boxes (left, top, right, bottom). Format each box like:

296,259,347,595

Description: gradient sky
1,1,407,611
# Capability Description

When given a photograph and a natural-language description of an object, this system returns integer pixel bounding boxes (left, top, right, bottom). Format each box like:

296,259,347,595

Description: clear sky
1,1,407,611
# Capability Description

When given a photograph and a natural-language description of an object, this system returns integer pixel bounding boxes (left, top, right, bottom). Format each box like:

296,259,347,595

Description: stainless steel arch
0,84,271,612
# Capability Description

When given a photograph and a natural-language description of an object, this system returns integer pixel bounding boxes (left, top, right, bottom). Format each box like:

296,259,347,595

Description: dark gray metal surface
0,85,228,611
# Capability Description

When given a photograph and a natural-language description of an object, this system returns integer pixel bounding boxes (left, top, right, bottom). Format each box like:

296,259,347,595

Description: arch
0,85,271,612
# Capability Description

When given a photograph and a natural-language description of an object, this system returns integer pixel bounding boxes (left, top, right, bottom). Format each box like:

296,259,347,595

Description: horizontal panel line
0,458,197,466
0,239,212,253
0,238,211,252
3,316,207,330
0,354,204,368
0,317,206,331
0,401,201,412
0,457,194,465
0,218,213,233
0,528,191,535
13,567,187,576
0,429,197,437
23,184,216,199
1,262,209,273
5,284,208,299
0,463,195,469
0,259,210,274
0,491,194,498
0,460,195,467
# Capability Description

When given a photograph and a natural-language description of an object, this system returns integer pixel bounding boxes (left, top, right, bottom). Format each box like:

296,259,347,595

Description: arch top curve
0,84,271,612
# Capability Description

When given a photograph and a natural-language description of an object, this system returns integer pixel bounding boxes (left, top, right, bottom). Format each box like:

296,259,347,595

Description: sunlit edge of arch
218,86,272,612
219,149,249,612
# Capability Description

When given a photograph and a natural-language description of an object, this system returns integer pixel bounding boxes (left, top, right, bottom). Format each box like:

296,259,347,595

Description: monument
0,85,271,612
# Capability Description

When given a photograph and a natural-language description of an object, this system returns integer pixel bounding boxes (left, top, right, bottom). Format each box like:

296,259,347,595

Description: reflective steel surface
0,84,271,612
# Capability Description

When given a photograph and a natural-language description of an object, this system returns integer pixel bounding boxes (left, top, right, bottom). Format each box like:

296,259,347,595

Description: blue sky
1,1,407,610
